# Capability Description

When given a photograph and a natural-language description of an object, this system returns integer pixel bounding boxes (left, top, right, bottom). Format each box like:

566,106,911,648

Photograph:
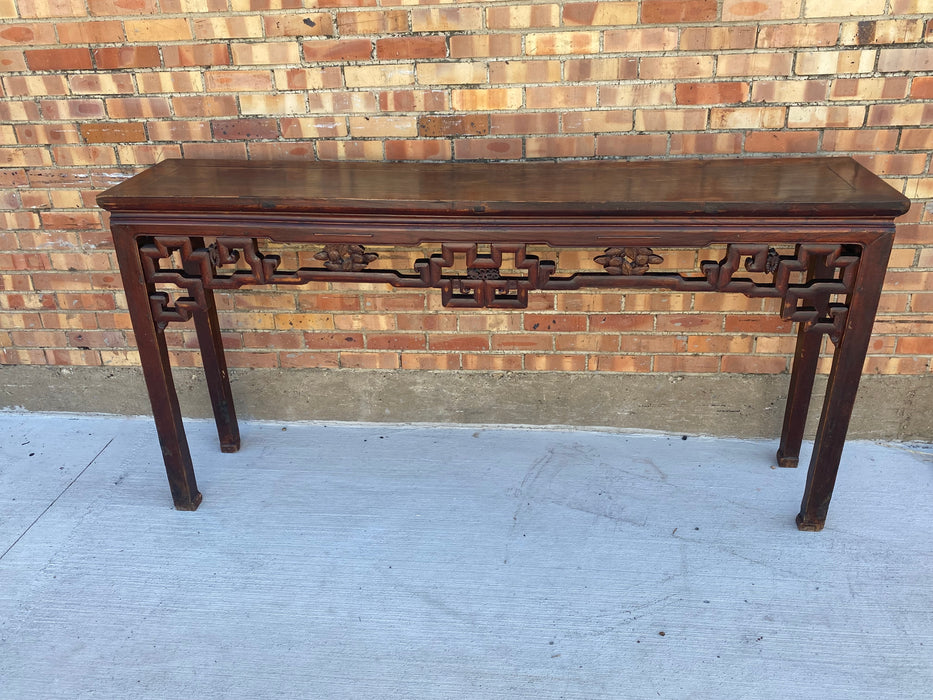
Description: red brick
588,314,654,332
524,354,587,371
524,314,587,333
385,139,451,161
721,355,788,373
671,132,743,155
490,113,560,135
642,0,717,23
911,76,933,100
491,334,552,351
161,44,230,67
561,110,633,133
555,334,618,352
564,57,637,82
640,55,715,80
0,22,56,45
867,103,933,127
93,46,161,69
15,124,79,144
654,355,721,373
486,4,560,29
418,115,489,138
241,332,302,350
675,82,749,105
40,99,105,120
604,27,678,52
263,13,334,37
106,97,172,119
79,122,146,143
563,2,638,26
205,70,273,92
452,138,523,160
337,10,407,35
212,118,279,141
173,95,238,117
25,48,92,71
428,334,489,352
303,39,372,62
376,37,447,60
900,129,933,151
316,141,383,161
183,142,247,159
746,130,820,153
87,0,157,15
57,20,125,44
757,22,839,48
526,136,595,158
411,7,483,32
0,50,28,72
303,332,363,349
878,47,933,73
451,34,523,58
681,26,757,50
339,352,400,370
596,134,668,157
822,128,899,152
379,90,447,112
147,120,211,142
527,86,597,109
40,209,103,229
490,59,562,84
526,32,599,55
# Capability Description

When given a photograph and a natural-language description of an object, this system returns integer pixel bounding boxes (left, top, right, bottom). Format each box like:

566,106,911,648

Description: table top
98,157,909,219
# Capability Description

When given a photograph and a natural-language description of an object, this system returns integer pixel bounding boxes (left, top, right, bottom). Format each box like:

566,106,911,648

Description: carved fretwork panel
137,236,861,343
697,244,859,343
413,244,556,308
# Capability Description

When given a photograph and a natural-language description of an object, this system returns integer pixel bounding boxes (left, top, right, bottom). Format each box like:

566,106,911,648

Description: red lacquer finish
99,157,909,530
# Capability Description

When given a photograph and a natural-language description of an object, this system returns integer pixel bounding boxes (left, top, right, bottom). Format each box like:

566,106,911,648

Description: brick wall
1,1,931,378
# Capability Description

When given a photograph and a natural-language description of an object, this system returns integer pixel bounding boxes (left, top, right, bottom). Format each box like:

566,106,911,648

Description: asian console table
98,157,910,531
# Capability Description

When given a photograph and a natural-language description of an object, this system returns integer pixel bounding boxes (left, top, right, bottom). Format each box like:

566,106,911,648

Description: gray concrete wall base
1,365,930,440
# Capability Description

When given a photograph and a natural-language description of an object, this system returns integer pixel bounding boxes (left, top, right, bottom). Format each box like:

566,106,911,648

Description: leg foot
796,511,825,532
220,438,240,453
173,490,203,511
776,449,799,469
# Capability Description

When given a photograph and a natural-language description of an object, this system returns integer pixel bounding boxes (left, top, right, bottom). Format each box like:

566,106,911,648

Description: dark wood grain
98,157,909,218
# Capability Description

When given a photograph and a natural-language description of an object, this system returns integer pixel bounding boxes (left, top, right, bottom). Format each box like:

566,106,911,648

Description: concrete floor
0,413,931,699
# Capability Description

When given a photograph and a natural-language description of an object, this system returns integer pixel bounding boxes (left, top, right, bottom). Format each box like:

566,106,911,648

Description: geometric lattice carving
413,244,556,308
698,244,859,343
138,236,861,344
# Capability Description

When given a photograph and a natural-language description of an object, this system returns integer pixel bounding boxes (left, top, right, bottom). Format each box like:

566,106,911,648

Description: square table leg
115,231,202,510
183,242,240,453
796,234,893,531
776,254,833,469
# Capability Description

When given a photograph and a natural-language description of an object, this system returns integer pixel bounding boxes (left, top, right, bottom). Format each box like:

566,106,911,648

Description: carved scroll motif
138,236,860,343
314,244,378,272
595,247,664,275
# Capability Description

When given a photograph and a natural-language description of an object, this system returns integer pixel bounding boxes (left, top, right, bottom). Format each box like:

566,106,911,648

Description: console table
98,157,909,531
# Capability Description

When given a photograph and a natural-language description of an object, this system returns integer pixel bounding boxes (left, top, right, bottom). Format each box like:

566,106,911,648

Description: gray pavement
1,413,931,699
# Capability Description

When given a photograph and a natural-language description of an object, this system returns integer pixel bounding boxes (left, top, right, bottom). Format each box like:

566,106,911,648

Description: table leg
776,255,832,469
796,234,893,531
115,233,202,510
777,328,822,468
184,255,240,453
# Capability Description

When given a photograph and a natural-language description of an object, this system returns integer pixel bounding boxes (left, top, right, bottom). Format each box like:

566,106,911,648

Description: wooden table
98,157,909,530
